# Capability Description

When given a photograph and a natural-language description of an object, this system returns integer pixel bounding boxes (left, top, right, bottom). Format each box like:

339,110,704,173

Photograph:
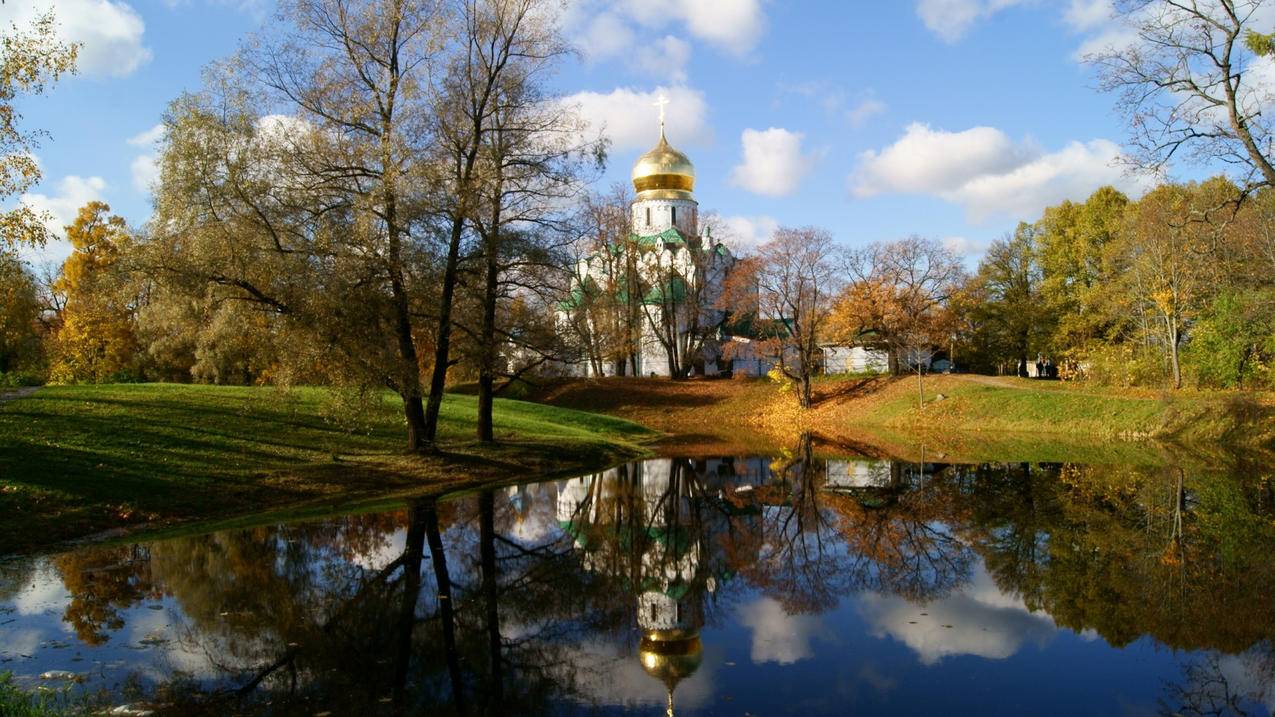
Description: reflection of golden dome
639,632,703,688
632,130,695,198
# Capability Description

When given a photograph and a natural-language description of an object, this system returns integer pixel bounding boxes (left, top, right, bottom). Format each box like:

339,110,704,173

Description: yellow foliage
46,202,140,383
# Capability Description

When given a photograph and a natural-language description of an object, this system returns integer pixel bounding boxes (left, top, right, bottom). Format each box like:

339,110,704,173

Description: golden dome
639,633,703,688
632,130,695,197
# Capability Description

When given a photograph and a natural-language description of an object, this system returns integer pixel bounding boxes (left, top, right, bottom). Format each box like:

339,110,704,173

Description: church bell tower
631,95,698,238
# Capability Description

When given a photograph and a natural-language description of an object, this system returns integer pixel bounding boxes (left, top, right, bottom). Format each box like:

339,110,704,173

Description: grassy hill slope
0,384,656,555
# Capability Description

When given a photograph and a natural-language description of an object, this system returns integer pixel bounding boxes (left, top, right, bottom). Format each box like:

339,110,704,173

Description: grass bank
523,374,1275,460
0,384,656,556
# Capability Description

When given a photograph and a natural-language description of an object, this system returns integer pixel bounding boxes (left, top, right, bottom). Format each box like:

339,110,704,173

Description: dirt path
0,386,38,405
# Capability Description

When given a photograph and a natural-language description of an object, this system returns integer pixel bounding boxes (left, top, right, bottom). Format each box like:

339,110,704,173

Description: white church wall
633,197,698,235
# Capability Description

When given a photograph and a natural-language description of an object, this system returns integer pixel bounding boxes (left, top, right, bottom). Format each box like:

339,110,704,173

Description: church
556,101,765,378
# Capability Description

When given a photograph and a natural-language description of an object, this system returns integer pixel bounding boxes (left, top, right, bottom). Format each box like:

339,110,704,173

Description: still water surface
2,449,1274,715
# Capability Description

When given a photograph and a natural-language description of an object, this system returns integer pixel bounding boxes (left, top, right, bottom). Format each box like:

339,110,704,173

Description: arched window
671,206,677,224
646,206,651,226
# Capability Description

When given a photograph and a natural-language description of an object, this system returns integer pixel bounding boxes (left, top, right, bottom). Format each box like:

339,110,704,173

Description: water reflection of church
553,458,768,714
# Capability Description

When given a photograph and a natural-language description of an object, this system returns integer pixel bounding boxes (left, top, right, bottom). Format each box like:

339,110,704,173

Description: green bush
0,371,42,387
1184,290,1275,389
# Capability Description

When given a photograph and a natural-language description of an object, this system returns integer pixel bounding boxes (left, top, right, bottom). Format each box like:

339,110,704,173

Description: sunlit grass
0,384,656,555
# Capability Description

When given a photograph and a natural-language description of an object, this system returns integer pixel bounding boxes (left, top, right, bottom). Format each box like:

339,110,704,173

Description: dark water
3,448,1274,715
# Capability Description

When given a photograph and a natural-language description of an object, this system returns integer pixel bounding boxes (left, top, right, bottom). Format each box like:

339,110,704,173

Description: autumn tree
725,226,841,409
1036,186,1129,361
0,11,78,249
562,187,643,375
1121,182,1228,388
464,7,597,441
0,251,40,374
47,202,142,383
836,236,964,408
972,223,1046,376
422,0,576,448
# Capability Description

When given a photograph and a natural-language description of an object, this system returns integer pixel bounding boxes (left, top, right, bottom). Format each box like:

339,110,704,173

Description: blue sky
9,0,1182,265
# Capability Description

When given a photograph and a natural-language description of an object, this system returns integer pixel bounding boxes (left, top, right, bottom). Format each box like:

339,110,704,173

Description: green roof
634,227,688,247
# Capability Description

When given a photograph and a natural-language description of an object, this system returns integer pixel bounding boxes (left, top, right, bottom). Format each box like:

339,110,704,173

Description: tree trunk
422,215,465,450
477,207,501,442
1168,318,1182,390
423,500,466,713
917,366,925,409
391,502,426,708
385,176,427,451
479,491,504,707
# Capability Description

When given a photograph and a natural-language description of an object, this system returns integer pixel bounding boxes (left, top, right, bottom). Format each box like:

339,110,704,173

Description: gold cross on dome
653,94,670,131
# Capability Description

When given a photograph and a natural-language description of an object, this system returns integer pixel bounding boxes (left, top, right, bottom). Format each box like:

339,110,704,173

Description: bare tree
1090,0,1275,194
561,187,641,376
422,0,567,449
465,1,597,441
726,227,841,409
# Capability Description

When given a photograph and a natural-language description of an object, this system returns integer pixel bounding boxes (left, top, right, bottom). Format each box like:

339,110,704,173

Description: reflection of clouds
737,596,825,665
858,565,1056,665
348,528,406,571
508,506,555,545
1217,650,1275,712
0,627,44,656
125,607,221,681
505,483,560,546
11,564,69,617
556,638,714,710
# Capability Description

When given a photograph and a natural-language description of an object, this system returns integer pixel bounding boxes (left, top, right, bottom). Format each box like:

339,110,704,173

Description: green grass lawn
855,375,1275,449
0,384,656,555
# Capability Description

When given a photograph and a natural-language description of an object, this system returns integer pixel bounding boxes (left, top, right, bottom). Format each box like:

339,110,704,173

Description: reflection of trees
823,462,975,603
32,451,1275,713
52,545,157,645
1159,644,1275,717
743,435,853,613
962,462,1275,654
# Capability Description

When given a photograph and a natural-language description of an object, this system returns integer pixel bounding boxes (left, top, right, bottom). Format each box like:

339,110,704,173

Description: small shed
822,345,890,375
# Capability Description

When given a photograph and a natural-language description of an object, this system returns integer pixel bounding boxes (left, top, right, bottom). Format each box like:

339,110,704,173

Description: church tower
630,98,698,237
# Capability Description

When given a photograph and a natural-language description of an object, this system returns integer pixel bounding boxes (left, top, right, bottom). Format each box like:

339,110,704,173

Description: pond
2,444,1274,715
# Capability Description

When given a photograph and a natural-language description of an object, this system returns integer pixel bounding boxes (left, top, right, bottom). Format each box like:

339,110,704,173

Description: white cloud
576,12,636,61
130,154,160,194
562,85,709,151
848,98,888,127
916,0,1029,42
949,138,1145,220
737,596,825,665
22,175,109,236
1063,0,1112,31
0,0,151,78
18,175,110,263
857,565,1056,665
618,0,764,56
713,214,777,254
853,123,1032,197
942,236,992,257
730,128,815,197
635,35,692,84
779,82,887,128
127,124,165,195
127,124,166,147
851,122,1146,221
